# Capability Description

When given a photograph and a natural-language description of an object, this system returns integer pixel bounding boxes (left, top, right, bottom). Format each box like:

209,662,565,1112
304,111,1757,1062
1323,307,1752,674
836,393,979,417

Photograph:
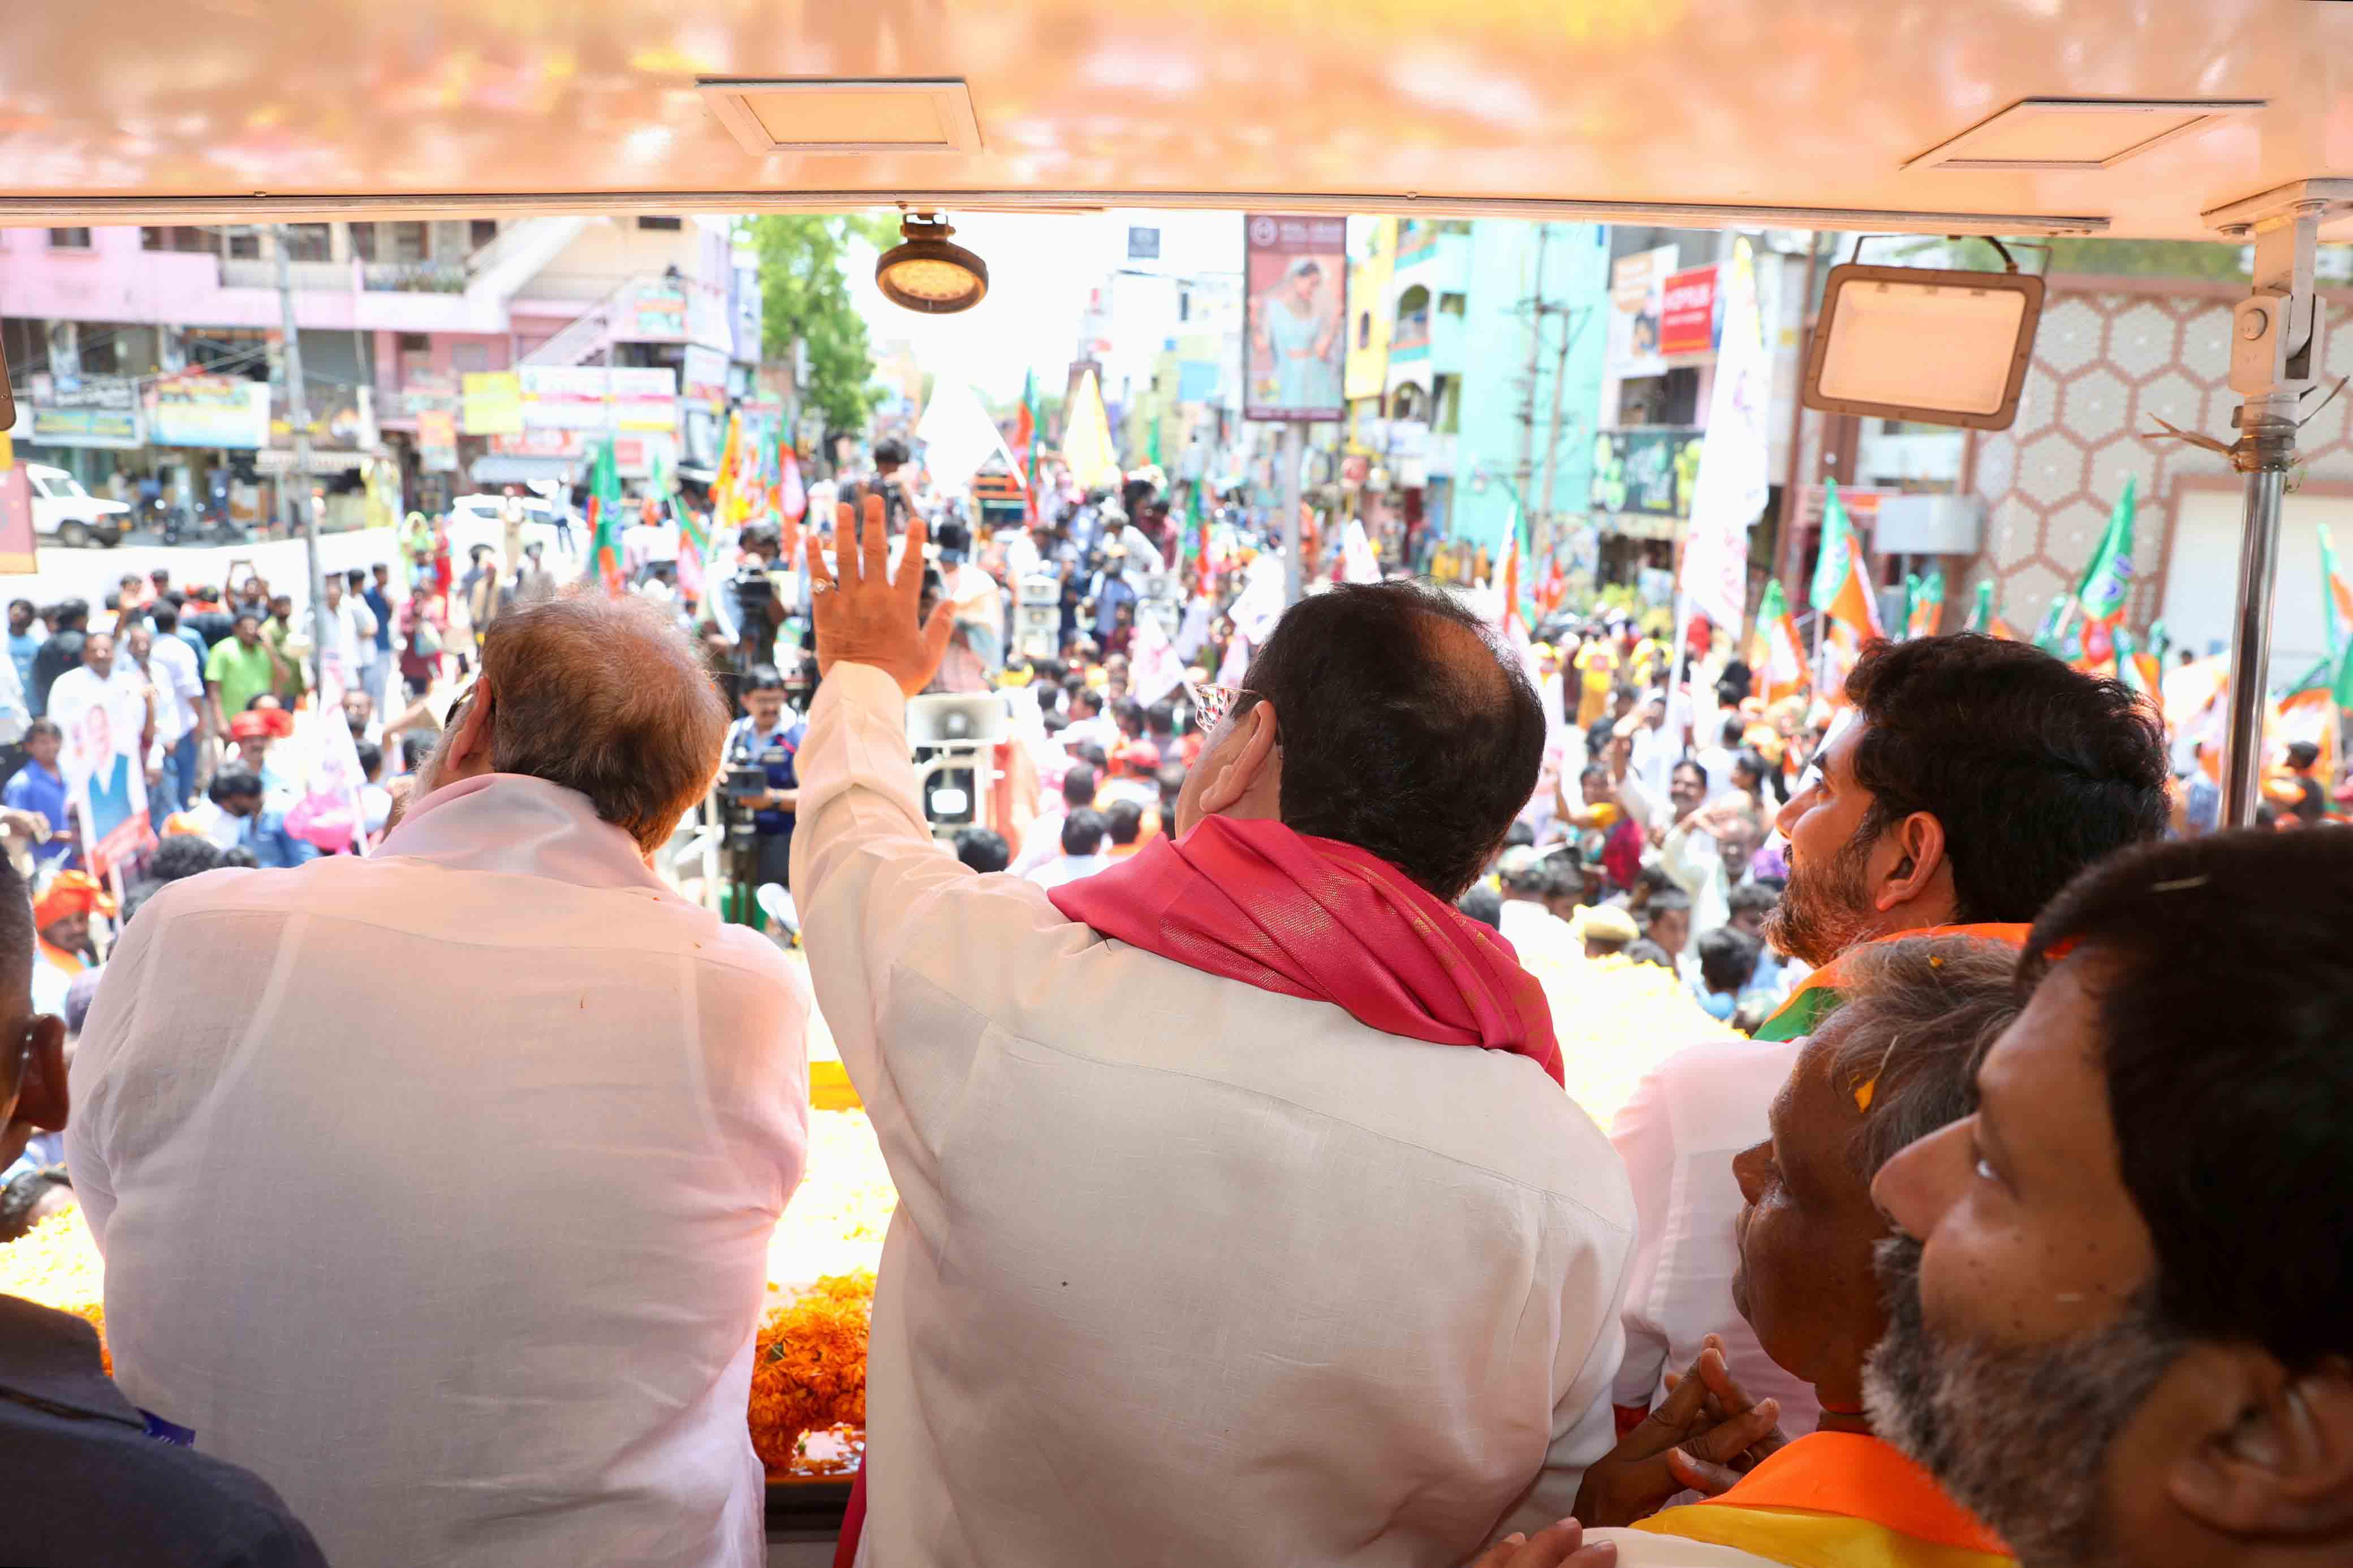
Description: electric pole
273,225,331,701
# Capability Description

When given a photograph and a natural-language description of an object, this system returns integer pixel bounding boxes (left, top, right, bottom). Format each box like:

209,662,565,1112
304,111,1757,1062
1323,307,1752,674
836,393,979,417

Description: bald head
1238,580,1545,898
476,592,730,852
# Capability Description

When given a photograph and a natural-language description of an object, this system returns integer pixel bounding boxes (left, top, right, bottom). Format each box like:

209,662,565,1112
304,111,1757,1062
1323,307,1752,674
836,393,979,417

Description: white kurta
1608,1037,1821,1439
69,773,810,1568
794,662,1637,1567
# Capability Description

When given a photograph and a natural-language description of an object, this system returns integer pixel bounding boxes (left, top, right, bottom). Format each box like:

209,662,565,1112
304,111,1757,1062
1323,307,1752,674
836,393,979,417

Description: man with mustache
1867,827,2353,1568
1609,634,2169,1433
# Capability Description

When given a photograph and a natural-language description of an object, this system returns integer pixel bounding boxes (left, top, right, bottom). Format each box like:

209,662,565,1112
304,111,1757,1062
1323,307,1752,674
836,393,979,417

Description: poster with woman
51,674,152,874
1244,214,1347,423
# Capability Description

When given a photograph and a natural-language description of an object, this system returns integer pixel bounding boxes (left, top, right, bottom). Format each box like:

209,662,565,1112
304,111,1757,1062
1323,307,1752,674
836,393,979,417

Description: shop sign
27,377,143,450
682,344,730,410
1589,428,1705,519
1659,265,1719,358
1605,245,1679,378
516,366,677,434
146,375,271,450
461,372,524,436
626,278,689,342
417,408,458,473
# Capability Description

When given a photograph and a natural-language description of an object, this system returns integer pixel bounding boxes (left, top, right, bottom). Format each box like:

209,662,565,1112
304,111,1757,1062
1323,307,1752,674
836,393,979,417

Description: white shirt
70,773,811,1568
1659,823,1733,941
1009,804,1074,877
1022,850,1109,890
1608,1037,1821,1439
145,634,205,747
792,662,1636,1567
1498,897,1585,972
1629,723,1680,810
1116,523,1167,576
322,595,378,685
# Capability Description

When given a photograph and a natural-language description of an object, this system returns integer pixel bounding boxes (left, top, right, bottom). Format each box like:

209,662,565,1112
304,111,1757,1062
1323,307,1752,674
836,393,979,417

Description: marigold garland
749,1271,874,1476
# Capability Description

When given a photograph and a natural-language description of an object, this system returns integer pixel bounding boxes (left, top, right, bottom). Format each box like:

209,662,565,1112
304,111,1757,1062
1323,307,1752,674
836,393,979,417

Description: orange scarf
1635,1432,2013,1567
1754,924,2031,1041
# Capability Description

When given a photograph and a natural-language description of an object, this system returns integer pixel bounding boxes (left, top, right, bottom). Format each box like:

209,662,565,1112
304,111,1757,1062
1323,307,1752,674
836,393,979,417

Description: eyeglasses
1184,680,1243,733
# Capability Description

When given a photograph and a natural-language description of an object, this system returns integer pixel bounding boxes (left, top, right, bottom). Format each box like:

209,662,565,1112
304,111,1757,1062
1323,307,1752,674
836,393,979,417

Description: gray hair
1819,935,2023,1178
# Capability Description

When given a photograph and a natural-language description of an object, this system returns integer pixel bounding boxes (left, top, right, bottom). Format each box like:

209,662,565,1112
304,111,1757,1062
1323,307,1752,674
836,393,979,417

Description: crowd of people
0,470,2347,1568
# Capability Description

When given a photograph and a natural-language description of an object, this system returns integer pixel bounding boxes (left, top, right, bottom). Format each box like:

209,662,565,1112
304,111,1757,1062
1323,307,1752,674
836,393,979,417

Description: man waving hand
795,497,1633,1567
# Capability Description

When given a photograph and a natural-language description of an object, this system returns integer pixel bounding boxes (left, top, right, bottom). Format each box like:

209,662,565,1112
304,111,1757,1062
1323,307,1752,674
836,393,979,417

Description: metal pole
273,226,330,703
1281,423,1305,605
2221,466,2286,826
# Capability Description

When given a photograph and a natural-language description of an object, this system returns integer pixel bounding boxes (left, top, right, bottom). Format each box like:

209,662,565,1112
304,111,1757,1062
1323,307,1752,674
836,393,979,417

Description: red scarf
1047,815,1565,1087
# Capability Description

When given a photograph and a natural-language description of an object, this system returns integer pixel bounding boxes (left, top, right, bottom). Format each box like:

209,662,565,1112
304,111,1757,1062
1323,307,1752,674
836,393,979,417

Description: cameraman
723,665,802,892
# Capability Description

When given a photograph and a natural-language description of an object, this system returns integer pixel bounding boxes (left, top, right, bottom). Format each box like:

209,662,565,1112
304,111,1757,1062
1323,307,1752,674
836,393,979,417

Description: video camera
906,692,1010,838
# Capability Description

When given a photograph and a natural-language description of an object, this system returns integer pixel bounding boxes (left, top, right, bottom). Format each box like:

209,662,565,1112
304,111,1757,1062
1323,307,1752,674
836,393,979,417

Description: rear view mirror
1801,263,2045,430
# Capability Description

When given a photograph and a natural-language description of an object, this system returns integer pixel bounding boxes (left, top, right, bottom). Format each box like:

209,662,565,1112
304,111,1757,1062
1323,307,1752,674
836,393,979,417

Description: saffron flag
2320,523,2353,657
1903,568,1945,639
1812,481,1886,641
1015,369,1041,524
2071,477,2137,667
1963,579,1993,634
587,437,626,597
1061,370,1122,492
1750,578,1808,704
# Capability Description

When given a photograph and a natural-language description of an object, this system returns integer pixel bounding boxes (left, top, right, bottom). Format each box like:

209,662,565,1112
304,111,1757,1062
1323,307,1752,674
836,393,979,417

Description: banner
461,372,524,436
1678,239,1769,635
0,436,35,574
147,374,270,449
1659,265,1719,359
516,366,678,434
1243,214,1348,423
417,408,458,473
51,674,150,875
1606,245,1679,378
1589,428,1705,518
25,377,143,449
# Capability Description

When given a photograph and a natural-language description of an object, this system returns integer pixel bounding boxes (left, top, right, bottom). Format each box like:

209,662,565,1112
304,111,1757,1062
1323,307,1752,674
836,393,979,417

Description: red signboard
1660,265,1719,358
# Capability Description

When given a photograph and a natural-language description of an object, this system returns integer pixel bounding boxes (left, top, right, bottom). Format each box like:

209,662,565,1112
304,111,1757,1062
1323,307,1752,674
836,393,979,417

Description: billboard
1605,245,1679,379
147,374,271,449
1589,428,1706,518
1659,265,1720,358
462,372,524,436
1243,214,1347,423
26,377,143,449
516,366,677,434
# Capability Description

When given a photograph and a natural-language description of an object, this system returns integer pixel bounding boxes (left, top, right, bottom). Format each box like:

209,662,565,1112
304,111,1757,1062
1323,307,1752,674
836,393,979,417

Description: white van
26,464,131,548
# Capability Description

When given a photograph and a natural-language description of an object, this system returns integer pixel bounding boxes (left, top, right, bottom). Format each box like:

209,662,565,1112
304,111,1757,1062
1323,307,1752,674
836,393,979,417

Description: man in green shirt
204,610,284,735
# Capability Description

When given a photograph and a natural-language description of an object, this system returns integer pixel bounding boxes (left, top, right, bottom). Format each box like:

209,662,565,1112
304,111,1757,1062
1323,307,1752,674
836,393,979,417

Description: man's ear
1196,701,1282,819
1872,809,1950,914
444,679,497,772
2166,1346,2353,1537
15,1013,68,1131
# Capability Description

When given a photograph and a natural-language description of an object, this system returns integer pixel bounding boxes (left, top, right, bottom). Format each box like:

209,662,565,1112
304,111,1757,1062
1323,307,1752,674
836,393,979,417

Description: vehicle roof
2,0,2349,242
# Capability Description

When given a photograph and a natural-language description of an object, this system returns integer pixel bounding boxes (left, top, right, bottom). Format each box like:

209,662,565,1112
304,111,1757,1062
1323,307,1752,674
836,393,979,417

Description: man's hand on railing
809,493,953,700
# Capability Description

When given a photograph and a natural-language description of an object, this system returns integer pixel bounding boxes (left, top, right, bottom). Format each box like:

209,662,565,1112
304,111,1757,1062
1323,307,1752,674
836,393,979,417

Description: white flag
1130,604,1187,707
1341,519,1382,584
1680,238,1770,634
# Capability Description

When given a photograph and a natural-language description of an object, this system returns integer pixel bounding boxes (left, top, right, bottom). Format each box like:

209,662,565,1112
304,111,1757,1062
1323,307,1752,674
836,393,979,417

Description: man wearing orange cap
228,707,298,801
31,869,113,1019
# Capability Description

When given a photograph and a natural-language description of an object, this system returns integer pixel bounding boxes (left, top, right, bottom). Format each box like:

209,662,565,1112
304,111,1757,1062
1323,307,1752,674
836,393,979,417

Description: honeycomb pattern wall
1963,285,2353,630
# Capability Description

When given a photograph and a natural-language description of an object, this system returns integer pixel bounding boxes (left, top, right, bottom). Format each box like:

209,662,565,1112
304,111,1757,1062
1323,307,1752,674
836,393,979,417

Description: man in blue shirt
362,563,397,713
7,600,42,703
2,720,76,871
722,664,801,894
205,770,320,869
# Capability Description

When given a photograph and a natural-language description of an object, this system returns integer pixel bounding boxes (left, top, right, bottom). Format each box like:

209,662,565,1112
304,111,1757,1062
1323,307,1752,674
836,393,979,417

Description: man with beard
1607,634,2167,1431
1479,934,2023,1568
1865,827,2353,1568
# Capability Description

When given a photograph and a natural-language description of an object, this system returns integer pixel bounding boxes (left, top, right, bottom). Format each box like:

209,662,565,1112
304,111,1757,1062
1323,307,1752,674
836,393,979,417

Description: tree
745,212,899,440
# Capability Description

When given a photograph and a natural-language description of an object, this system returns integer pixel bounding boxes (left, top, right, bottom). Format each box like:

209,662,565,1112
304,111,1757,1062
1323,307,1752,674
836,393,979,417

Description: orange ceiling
2,0,2350,239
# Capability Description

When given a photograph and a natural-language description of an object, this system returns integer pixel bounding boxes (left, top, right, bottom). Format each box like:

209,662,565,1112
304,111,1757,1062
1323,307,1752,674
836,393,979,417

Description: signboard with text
1659,265,1720,359
515,366,677,433
147,375,270,449
27,377,143,449
462,372,524,436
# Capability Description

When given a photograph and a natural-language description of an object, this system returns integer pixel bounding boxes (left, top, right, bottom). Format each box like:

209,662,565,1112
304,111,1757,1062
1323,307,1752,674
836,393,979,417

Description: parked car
26,464,131,548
